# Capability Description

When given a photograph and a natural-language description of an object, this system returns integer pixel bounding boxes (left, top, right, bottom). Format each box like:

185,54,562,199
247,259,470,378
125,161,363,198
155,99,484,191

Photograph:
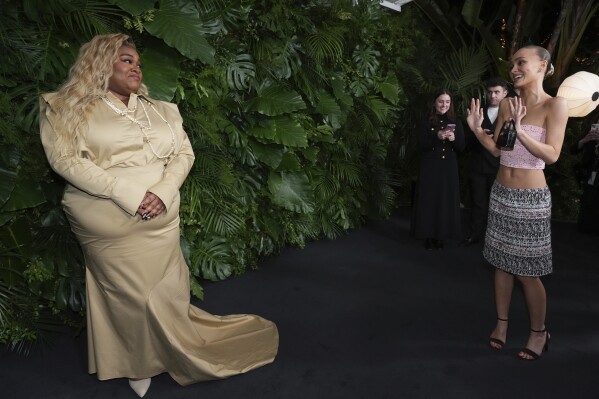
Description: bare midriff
496,165,547,189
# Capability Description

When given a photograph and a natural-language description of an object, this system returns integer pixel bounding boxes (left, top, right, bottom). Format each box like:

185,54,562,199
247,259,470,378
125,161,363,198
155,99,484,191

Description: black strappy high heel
518,327,550,361
489,317,508,350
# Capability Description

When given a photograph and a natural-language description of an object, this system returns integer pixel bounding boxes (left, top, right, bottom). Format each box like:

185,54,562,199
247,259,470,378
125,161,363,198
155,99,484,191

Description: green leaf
203,205,244,236
226,53,255,90
309,125,336,144
299,147,319,164
271,117,307,147
141,42,183,101
248,117,307,148
331,75,354,109
190,238,234,281
189,275,204,300
277,152,302,172
314,90,343,116
268,171,314,213
250,140,284,168
377,74,400,105
108,0,155,16
1,180,45,212
364,95,396,125
244,84,306,116
144,0,215,64
349,78,371,97
352,45,380,78
305,29,343,64
461,0,483,27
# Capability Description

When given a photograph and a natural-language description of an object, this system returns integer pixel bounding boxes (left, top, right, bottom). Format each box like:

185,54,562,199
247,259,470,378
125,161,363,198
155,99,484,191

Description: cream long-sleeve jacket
40,92,195,215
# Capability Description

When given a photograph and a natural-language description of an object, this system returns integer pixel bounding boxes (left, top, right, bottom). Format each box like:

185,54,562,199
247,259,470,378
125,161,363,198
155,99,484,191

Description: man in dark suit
462,77,509,246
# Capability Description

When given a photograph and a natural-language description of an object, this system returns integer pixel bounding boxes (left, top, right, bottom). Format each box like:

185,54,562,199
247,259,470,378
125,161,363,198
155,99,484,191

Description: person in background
572,117,599,234
39,33,278,398
467,45,568,361
462,77,509,246
413,90,465,249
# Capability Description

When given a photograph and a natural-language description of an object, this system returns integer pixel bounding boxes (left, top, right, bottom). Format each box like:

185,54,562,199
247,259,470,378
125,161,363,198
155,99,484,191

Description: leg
517,276,549,359
489,268,514,349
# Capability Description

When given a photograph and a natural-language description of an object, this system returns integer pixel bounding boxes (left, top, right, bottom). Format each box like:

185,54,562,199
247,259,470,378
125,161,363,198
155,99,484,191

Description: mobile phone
446,123,456,132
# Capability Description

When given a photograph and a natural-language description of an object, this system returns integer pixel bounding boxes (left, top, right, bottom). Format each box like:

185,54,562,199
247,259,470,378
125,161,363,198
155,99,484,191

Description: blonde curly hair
51,33,149,152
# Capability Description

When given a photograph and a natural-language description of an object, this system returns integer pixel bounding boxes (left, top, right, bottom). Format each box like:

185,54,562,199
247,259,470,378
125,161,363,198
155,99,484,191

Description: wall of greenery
0,0,424,351
0,0,597,352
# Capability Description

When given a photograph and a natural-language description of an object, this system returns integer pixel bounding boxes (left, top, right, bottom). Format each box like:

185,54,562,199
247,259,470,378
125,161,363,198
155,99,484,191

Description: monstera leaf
352,45,380,78
244,83,306,116
144,0,215,64
226,53,255,90
189,237,234,281
268,171,314,213
141,42,182,101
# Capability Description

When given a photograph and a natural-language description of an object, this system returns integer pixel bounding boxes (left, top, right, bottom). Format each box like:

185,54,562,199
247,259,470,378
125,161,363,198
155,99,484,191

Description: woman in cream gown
39,33,278,396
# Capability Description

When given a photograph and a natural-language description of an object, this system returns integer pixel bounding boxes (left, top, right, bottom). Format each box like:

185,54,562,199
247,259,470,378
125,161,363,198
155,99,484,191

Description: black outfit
572,138,599,234
412,115,465,246
464,106,500,242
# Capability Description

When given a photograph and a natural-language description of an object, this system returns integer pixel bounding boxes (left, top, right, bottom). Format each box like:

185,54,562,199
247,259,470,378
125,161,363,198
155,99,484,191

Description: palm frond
200,199,244,237
305,27,343,65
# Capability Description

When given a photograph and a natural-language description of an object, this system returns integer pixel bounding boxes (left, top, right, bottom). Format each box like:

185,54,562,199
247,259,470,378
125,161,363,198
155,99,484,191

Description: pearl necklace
101,95,176,166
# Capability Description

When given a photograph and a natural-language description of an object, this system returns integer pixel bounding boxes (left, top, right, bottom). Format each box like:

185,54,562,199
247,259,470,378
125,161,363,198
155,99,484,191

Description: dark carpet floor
1,208,598,399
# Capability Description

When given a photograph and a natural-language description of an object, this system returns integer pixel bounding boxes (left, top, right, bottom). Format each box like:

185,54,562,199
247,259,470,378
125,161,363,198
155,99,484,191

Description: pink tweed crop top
500,124,546,170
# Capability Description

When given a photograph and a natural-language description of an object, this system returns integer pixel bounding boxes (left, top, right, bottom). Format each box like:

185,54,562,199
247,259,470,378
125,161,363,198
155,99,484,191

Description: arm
511,97,568,165
466,98,501,157
141,102,195,215
39,95,147,216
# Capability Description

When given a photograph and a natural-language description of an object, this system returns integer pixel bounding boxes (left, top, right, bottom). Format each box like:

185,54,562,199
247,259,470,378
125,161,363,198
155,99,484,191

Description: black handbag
495,119,517,151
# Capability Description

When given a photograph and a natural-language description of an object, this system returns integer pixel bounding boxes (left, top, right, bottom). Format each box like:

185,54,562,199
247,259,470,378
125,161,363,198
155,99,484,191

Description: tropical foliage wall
0,0,597,351
0,0,417,351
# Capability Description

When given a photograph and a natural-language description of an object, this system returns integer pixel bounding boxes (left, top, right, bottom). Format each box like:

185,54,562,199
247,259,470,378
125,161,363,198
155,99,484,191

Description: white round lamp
557,71,599,117
556,71,599,117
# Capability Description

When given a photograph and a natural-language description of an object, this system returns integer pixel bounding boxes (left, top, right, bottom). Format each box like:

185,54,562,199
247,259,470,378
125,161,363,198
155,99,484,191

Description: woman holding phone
466,45,568,360
412,90,465,249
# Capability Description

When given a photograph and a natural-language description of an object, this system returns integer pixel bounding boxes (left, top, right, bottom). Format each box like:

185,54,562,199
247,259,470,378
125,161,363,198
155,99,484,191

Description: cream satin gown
39,92,278,385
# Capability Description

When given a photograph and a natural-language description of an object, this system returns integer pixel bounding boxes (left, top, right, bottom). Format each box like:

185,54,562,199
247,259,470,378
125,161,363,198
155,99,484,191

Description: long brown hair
48,33,149,155
428,89,456,125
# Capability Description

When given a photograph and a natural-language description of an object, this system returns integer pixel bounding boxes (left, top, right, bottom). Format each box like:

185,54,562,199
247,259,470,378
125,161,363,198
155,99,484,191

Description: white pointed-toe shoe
129,378,151,398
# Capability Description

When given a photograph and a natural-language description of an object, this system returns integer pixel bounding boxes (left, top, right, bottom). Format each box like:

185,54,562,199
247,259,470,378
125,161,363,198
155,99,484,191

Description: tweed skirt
483,182,552,276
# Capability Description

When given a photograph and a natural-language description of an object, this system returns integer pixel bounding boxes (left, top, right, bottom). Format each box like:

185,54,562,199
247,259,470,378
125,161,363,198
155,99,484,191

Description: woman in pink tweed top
466,45,568,361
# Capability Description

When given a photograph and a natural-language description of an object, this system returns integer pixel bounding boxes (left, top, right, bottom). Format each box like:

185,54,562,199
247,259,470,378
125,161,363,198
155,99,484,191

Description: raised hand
508,97,527,130
466,98,484,132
